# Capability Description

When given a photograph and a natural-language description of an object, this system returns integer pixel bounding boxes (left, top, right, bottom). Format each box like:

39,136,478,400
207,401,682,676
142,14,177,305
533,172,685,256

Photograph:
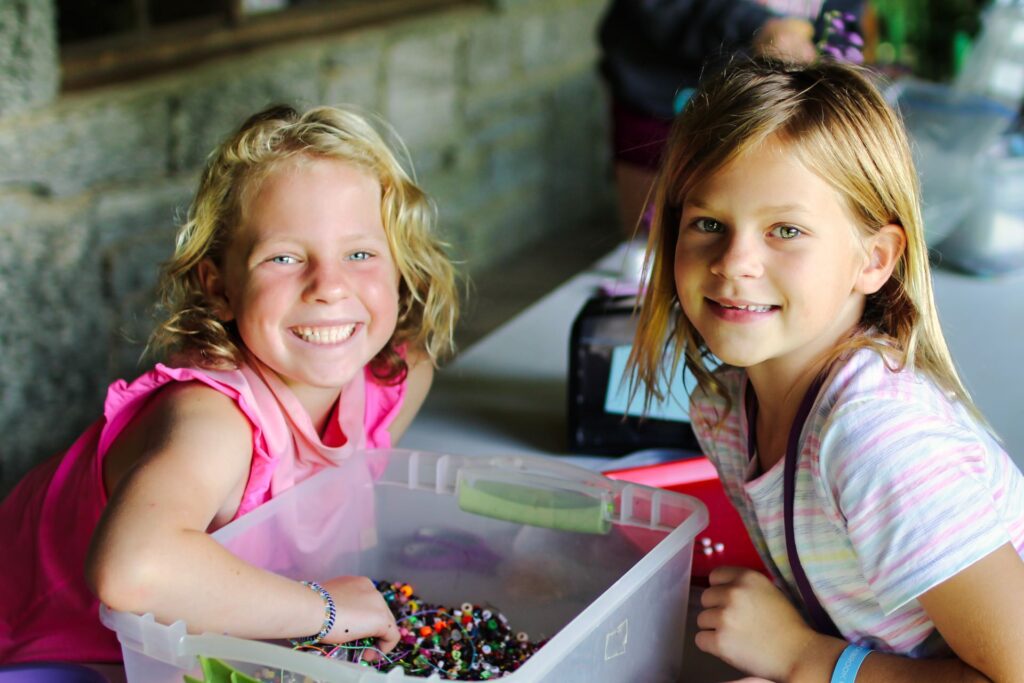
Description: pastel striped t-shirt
690,347,1024,655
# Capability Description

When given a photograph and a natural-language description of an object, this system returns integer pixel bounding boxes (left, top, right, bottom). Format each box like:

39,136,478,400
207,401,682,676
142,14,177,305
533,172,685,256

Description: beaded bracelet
830,644,872,683
291,580,336,647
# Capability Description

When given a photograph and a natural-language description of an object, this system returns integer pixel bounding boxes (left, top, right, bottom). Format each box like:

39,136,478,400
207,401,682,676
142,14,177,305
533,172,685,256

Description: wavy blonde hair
630,58,982,424
149,104,458,382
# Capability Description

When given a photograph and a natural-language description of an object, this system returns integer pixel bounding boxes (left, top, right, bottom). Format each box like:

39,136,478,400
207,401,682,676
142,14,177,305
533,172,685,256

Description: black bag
567,294,700,456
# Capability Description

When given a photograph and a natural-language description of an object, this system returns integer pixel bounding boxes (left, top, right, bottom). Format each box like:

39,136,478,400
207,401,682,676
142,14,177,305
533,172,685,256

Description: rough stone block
384,29,461,150
521,2,602,74
0,0,58,117
168,47,323,172
555,78,610,170
485,127,547,195
108,289,161,383
320,33,387,113
0,88,171,197
461,179,547,269
466,18,521,89
94,181,196,371
93,175,195,248
0,194,110,493
103,228,179,315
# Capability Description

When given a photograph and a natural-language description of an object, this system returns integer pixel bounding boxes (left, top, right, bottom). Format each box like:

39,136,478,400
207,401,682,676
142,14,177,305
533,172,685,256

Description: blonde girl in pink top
628,59,1024,681
0,105,458,665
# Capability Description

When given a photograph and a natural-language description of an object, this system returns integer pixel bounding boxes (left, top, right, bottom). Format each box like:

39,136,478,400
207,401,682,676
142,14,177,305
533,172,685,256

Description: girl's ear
197,259,235,322
855,224,906,295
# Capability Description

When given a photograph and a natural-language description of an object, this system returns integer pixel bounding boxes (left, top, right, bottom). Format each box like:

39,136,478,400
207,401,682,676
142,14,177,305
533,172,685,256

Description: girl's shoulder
103,362,249,420
816,348,1007,482
825,347,956,415
100,363,259,454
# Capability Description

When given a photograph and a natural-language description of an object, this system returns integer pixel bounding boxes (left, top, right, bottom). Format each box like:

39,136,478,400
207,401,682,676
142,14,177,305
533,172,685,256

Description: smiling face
674,137,873,383
205,156,399,406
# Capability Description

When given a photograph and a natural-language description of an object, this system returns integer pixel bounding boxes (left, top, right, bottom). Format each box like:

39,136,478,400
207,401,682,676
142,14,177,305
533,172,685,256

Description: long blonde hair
630,58,980,422
149,104,458,382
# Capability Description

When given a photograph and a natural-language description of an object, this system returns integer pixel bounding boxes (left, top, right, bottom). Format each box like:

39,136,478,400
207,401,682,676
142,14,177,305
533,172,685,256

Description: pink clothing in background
0,359,405,664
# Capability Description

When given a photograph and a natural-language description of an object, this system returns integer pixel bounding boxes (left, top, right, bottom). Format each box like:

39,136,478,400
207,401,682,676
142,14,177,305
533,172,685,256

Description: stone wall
0,0,616,494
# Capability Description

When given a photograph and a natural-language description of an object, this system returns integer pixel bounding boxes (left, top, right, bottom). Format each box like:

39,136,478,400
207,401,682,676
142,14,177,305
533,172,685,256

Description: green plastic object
457,477,613,535
188,657,259,683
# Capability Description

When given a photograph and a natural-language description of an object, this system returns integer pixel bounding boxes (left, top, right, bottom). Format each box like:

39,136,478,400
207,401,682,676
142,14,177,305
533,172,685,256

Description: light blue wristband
830,644,872,683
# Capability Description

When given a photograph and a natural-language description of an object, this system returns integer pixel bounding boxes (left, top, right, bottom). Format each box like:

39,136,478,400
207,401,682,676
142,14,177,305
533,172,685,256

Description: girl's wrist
291,580,336,646
787,633,847,683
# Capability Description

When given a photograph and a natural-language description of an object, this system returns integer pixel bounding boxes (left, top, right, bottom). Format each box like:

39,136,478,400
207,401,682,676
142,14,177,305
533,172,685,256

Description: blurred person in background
598,0,866,235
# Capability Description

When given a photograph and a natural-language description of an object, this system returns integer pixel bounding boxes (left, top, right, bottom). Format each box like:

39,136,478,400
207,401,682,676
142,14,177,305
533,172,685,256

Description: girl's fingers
696,606,723,630
693,628,721,655
707,565,748,586
378,620,399,652
701,585,727,608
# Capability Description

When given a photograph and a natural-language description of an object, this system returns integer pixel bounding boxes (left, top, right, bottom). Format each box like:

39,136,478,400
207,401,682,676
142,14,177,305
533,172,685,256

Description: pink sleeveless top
0,359,405,664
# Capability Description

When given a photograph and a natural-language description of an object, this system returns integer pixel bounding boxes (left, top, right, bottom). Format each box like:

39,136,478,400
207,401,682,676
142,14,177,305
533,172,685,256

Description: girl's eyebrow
758,203,809,215
246,235,295,253
684,197,809,216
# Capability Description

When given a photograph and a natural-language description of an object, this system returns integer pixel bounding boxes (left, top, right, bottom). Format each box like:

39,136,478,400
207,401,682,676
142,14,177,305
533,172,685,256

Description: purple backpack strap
747,375,842,638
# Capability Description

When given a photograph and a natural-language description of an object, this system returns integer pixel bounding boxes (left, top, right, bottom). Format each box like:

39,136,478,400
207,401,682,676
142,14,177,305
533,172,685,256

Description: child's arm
697,544,1024,682
387,348,434,443
86,382,399,650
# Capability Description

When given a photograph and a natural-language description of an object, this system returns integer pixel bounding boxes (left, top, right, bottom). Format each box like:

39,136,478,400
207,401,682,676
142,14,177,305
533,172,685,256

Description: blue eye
269,255,298,264
348,251,373,261
693,218,725,234
771,225,802,240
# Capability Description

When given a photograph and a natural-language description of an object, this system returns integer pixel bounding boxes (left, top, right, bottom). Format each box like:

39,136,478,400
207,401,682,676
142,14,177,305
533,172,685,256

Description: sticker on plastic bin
604,618,628,660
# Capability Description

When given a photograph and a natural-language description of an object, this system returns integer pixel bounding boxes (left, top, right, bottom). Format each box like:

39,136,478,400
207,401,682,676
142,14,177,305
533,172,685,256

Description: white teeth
723,304,773,312
292,324,356,344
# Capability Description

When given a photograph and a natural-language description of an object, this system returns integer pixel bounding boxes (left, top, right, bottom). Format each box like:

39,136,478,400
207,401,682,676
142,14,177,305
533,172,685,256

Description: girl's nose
709,232,764,279
304,261,349,304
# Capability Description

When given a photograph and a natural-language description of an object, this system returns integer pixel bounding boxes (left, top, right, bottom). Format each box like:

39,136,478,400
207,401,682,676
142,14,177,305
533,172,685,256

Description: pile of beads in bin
293,580,547,680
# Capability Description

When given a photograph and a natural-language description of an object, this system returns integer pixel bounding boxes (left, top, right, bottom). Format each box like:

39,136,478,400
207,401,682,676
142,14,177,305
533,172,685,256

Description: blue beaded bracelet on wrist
830,644,872,683
291,580,336,646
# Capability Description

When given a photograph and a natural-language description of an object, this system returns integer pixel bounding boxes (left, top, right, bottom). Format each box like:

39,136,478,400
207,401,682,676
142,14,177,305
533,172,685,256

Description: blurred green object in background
870,0,984,81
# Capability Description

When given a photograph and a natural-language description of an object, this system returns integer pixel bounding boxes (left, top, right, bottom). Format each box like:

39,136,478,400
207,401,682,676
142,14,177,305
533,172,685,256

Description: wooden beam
61,0,483,91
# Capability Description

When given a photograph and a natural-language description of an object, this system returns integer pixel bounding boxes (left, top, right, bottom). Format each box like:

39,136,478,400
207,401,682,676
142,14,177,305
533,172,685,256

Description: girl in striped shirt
630,58,1024,682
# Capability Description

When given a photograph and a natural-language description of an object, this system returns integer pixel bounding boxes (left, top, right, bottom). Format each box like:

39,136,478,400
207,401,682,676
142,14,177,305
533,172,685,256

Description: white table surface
401,243,1024,682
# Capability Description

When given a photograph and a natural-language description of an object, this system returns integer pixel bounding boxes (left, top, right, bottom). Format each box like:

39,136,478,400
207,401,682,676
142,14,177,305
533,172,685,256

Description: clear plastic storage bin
100,449,708,683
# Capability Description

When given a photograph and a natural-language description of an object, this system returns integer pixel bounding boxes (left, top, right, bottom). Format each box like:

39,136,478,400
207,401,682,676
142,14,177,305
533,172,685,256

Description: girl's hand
321,576,399,653
695,566,816,681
